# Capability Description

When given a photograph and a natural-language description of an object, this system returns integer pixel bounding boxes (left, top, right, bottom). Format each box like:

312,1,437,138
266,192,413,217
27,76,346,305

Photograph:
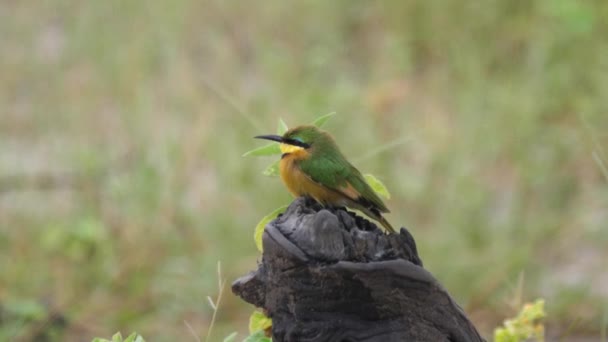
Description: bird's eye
286,136,310,148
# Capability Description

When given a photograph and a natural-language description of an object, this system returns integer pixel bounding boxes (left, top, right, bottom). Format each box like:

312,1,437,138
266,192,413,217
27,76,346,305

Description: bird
255,125,395,233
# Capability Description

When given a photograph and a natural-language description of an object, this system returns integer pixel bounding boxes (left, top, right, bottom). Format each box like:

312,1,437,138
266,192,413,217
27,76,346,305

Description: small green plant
41,216,110,262
239,310,272,342
222,332,238,342
0,297,67,341
242,330,272,342
91,332,145,342
253,205,288,252
494,299,546,342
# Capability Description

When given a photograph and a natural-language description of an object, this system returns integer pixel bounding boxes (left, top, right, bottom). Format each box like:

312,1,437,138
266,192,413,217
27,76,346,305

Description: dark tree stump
233,197,485,342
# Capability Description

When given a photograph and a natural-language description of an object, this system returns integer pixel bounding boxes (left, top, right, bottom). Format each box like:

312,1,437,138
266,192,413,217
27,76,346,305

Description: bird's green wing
344,167,389,213
299,155,389,213
298,154,349,188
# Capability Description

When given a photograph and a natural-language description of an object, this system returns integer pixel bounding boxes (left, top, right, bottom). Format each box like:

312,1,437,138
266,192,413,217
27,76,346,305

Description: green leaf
254,205,288,252
249,310,273,334
262,160,280,177
112,332,123,342
4,298,47,321
242,143,281,157
493,299,545,342
278,118,289,134
312,112,336,127
223,332,238,342
123,333,145,342
243,330,271,342
91,332,144,342
90,332,144,342
364,174,391,199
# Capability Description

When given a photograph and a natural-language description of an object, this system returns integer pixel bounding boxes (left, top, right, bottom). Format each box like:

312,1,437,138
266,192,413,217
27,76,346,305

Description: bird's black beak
254,134,284,143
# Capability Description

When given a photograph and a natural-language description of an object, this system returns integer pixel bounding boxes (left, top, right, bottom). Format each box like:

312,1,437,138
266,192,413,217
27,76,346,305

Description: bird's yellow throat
280,143,305,154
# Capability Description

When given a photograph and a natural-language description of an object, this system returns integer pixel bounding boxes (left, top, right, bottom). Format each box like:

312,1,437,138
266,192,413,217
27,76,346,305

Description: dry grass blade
205,261,226,342
184,320,202,342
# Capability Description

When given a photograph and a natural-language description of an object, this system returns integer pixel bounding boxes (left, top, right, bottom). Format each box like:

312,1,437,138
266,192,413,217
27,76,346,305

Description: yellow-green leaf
278,118,289,134
248,310,273,334
312,112,336,127
493,299,545,342
243,330,271,342
223,332,238,342
262,160,280,177
364,174,390,199
123,333,145,342
254,205,288,251
112,332,123,342
242,143,281,157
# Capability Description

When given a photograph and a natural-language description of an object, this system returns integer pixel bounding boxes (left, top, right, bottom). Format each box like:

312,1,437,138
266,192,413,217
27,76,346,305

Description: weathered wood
233,197,485,342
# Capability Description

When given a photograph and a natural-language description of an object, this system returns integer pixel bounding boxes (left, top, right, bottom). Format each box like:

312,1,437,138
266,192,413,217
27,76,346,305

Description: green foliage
277,118,289,135
243,330,272,342
262,160,280,177
363,174,391,199
0,298,47,341
494,299,546,342
3,298,47,321
249,310,273,334
542,0,595,35
41,216,109,261
242,144,281,157
311,112,336,128
91,332,145,342
223,332,238,342
254,205,288,252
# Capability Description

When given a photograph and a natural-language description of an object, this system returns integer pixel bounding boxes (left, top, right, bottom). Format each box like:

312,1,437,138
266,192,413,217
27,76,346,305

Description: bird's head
255,125,335,156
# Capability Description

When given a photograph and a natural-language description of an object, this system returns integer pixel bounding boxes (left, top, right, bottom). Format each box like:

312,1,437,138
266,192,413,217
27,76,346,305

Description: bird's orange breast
279,151,345,205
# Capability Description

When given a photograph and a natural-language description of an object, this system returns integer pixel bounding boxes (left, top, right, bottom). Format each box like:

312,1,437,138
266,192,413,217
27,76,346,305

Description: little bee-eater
255,125,395,233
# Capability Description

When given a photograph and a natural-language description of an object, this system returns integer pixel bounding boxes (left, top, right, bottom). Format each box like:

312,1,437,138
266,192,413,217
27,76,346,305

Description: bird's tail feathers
377,214,396,234
351,201,397,234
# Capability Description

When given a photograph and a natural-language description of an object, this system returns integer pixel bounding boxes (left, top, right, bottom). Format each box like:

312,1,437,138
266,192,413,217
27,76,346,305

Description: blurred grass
1,0,607,340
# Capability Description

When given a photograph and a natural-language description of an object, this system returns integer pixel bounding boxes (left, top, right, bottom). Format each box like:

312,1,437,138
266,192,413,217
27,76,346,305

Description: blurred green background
1,1,607,341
